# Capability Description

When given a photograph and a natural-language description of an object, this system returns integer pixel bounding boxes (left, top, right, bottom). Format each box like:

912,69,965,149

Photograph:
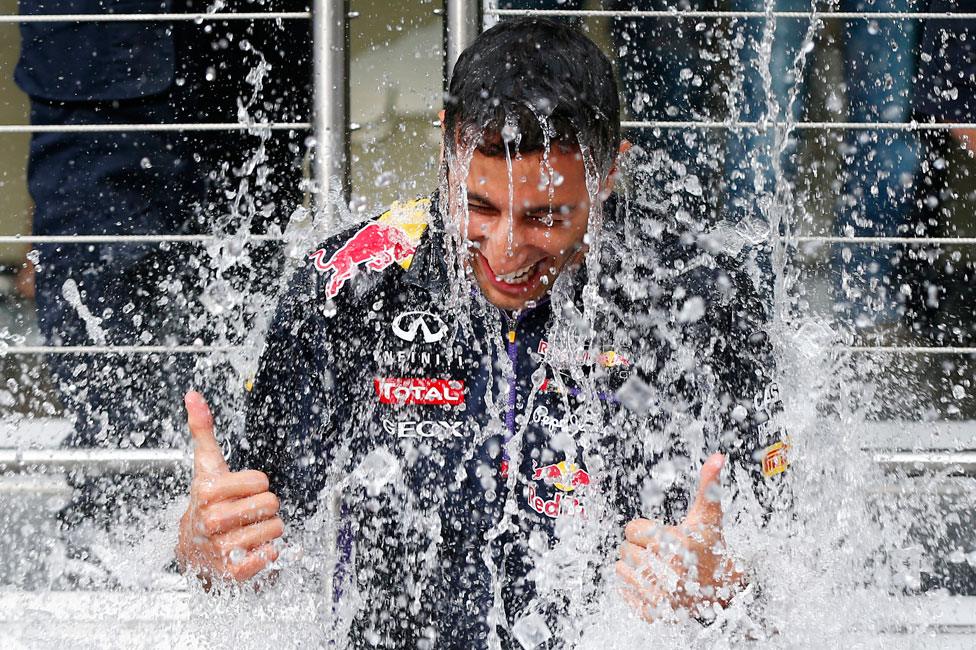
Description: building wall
0,0,32,268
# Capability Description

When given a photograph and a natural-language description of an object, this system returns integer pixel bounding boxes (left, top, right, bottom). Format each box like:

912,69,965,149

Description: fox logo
309,222,417,298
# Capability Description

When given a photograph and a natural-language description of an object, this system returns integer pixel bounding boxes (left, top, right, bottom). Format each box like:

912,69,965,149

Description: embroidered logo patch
374,377,465,406
309,198,430,298
527,460,591,518
391,311,447,343
761,441,789,478
310,222,417,298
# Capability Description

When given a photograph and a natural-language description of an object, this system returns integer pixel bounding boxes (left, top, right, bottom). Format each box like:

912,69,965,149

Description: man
177,18,783,647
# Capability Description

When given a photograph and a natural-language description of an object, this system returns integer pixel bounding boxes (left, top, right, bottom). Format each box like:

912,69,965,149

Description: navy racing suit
237,192,783,648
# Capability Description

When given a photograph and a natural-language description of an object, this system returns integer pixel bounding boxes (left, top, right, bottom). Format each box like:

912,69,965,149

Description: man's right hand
176,391,283,584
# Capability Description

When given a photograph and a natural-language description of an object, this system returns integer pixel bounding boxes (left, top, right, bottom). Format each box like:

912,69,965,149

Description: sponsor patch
310,222,417,298
760,440,789,478
374,377,465,406
309,199,430,299
382,418,465,440
527,459,591,518
537,340,632,370
392,310,448,343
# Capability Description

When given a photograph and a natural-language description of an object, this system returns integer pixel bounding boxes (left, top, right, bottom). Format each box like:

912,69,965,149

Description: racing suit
237,192,783,648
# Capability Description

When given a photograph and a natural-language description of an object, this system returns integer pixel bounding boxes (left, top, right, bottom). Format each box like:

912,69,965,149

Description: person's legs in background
24,6,310,584
723,0,811,228
608,0,724,229
26,93,203,583
716,0,810,315
833,0,920,335
173,2,311,423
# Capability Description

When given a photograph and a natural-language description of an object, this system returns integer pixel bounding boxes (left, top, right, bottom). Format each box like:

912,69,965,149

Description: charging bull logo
527,460,591,519
309,222,417,298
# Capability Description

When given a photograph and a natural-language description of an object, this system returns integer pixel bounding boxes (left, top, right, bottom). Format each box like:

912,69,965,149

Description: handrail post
444,0,483,91
312,0,351,223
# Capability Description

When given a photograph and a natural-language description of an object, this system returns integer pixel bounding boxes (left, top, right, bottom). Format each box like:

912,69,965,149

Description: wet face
449,144,597,311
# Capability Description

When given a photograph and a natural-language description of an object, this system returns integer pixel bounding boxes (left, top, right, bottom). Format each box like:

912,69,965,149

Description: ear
438,110,447,166
600,139,632,197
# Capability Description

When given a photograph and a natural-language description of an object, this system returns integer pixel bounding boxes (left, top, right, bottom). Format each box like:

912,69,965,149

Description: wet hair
444,17,621,175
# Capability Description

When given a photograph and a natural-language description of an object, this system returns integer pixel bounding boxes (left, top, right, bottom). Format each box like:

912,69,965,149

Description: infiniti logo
391,310,448,343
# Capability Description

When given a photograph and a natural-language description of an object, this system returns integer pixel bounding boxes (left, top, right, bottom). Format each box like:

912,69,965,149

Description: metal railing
0,448,188,475
0,6,348,211
1,447,974,477
0,12,311,23
488,8,976,20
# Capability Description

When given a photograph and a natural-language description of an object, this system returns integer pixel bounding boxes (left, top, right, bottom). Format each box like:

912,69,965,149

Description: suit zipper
501,311,525,478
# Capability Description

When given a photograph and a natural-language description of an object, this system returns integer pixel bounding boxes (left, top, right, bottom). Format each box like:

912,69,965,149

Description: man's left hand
616,453,746,622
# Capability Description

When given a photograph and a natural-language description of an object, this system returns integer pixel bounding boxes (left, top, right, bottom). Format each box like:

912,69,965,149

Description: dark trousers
25,9,311,528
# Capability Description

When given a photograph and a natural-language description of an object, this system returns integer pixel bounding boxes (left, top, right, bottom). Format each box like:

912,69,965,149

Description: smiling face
448,143,603,311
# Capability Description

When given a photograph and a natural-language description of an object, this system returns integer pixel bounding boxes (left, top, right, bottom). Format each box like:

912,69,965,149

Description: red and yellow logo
761,441,789,478
527,460,591,519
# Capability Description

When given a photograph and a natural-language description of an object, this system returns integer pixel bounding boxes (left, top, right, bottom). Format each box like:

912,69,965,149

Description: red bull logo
537,340,631,370
309,222,417,298
527,460,591,519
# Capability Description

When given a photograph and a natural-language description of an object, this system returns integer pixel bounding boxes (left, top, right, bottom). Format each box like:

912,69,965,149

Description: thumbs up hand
616,453,746,622
176,391,283,585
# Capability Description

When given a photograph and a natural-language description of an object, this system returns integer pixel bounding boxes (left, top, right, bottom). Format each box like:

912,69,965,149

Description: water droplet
678,296,706,322
615,376,655,414
501,122,519,143
140,157,152,169
349,195,368,214
228,548,247,565
683,175,703,196
375,171,396,188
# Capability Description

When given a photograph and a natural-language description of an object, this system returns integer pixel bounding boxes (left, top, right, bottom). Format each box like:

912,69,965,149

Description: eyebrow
466,191,576,215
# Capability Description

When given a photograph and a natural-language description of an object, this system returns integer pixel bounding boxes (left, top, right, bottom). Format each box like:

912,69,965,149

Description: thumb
685,453,725,529
185,390,228,476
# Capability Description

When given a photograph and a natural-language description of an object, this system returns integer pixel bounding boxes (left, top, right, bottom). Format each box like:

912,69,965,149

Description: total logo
527,460,591,519
382,418,464,440
392,310,447,344
374,377,465,406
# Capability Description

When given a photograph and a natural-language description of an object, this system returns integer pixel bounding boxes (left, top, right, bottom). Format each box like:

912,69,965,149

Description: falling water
4,1,975,647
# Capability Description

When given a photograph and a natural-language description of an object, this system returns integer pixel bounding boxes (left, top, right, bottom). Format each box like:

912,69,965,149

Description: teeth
496,262,537,283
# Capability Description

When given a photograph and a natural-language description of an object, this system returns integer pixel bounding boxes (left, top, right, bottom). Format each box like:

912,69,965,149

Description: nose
477,211,524,264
